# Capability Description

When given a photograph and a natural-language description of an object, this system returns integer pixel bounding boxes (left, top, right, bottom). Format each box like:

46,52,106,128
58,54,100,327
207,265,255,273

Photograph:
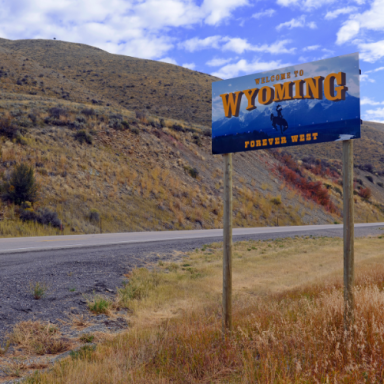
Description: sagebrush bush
89,208,100,223
1,163,38,205
74,130,92,145
19,207,62,228
358,187,372,200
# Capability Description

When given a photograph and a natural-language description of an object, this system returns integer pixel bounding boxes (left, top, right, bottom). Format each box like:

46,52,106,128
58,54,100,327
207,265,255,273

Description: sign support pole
342,140,354,329
223,153,233,335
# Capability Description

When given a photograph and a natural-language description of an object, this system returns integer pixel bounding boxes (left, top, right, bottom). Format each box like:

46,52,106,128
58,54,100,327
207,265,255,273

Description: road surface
0,222,383,254
0,223,383,340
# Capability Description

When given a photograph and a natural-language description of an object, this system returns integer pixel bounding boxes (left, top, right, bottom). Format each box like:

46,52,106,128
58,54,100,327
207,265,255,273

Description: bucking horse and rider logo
270,105,288,134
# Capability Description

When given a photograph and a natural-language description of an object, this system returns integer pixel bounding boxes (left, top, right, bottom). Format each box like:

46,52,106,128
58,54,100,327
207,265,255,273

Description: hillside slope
0,38,382,236
0,38,217,126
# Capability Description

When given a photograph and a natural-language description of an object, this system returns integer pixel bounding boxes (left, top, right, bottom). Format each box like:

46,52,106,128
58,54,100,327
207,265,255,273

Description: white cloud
360,74,375,83
303,45,320,51
178,36,222,52
0,0,251,60
158,57,177,65
206,57,233,66
325,6,357,20
277,0,336,10
359,40,384,63
276,15,316,30
336,20,360,44
252,9,275,19
336,0,384,52
202,0,250,25
366,66,384,74
182,62,196,69
222,38,296,54
361,97,384,105
366,108,384,119
211,58,292,79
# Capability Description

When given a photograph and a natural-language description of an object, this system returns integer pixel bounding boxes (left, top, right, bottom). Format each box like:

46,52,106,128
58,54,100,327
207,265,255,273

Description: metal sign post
223,153,233,334
342,140,354,329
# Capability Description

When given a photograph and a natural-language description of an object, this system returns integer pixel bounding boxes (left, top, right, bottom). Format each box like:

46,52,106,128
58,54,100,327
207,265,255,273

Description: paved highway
0,223,383,339
0,222,383,254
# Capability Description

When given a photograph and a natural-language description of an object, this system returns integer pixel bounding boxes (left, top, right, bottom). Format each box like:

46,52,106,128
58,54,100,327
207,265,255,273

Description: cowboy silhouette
270,105,288,134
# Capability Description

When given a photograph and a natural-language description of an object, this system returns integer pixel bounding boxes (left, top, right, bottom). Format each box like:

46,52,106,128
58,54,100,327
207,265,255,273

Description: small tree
2,163,38,205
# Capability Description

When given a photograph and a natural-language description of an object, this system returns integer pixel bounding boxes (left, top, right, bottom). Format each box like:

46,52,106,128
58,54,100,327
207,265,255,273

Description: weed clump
117,268,161,308
87,296,110,314
30,281,47,300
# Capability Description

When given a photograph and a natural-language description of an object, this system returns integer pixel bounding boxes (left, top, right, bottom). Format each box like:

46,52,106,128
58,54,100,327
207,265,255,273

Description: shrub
366,175,374,183
36,208,62,228
160,118,165,128
270,196,282,206
378,182,384,188
359,187,372,201
76,115,86,124
203,129,211,137
49,107,68,119
74,130,92,145
79,334,94,343
81,108,95,117
1,163,38,205
89,208,100,223
183,166,199,178
130,127,139,135
172,123,185,132
0,117,19,139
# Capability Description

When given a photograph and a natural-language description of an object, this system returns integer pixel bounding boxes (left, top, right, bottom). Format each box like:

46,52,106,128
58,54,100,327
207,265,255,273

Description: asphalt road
0,223,383,340
1,222,383,255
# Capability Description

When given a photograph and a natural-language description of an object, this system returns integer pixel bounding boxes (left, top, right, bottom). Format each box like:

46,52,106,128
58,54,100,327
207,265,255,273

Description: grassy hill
0,37,383,236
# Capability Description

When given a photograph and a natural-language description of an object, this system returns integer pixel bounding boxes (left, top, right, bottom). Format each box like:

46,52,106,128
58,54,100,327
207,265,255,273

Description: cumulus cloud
366,66,384,74
178,36,222,52
276,15,316,30
361,97,384,105
336,0,384,57
182,62,196,69
325,6,357,20
360,74,375,83
303,45,320,51
336,20,360,44
211,58,292,79
252,9,275,19
366,108,384,119
359,40,384,63
0,0,251,60
277,0,336,10
206,57,233,66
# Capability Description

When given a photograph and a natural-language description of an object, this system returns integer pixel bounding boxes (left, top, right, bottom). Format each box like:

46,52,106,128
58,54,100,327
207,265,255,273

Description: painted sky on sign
212,53,360,122
1,0,384,122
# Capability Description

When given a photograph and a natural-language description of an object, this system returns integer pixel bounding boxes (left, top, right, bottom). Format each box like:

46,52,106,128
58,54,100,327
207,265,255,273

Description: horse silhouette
270,113,288,134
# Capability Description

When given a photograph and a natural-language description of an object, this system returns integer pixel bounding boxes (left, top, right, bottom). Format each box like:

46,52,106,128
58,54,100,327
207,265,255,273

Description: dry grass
24,235,384,383
9,321,71,355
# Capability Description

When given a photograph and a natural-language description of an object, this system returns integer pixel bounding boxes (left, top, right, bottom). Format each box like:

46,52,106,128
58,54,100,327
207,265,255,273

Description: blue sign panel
212,53,360,155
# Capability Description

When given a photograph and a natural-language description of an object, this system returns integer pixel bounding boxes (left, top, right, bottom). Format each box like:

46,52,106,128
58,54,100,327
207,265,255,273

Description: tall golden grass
23,236,384,383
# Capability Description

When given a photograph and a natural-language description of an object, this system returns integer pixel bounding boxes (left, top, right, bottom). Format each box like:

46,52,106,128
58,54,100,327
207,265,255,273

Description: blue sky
1,0,384,122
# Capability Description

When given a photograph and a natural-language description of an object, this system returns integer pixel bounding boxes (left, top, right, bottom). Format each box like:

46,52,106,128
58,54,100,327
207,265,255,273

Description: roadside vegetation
17,235,384,383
